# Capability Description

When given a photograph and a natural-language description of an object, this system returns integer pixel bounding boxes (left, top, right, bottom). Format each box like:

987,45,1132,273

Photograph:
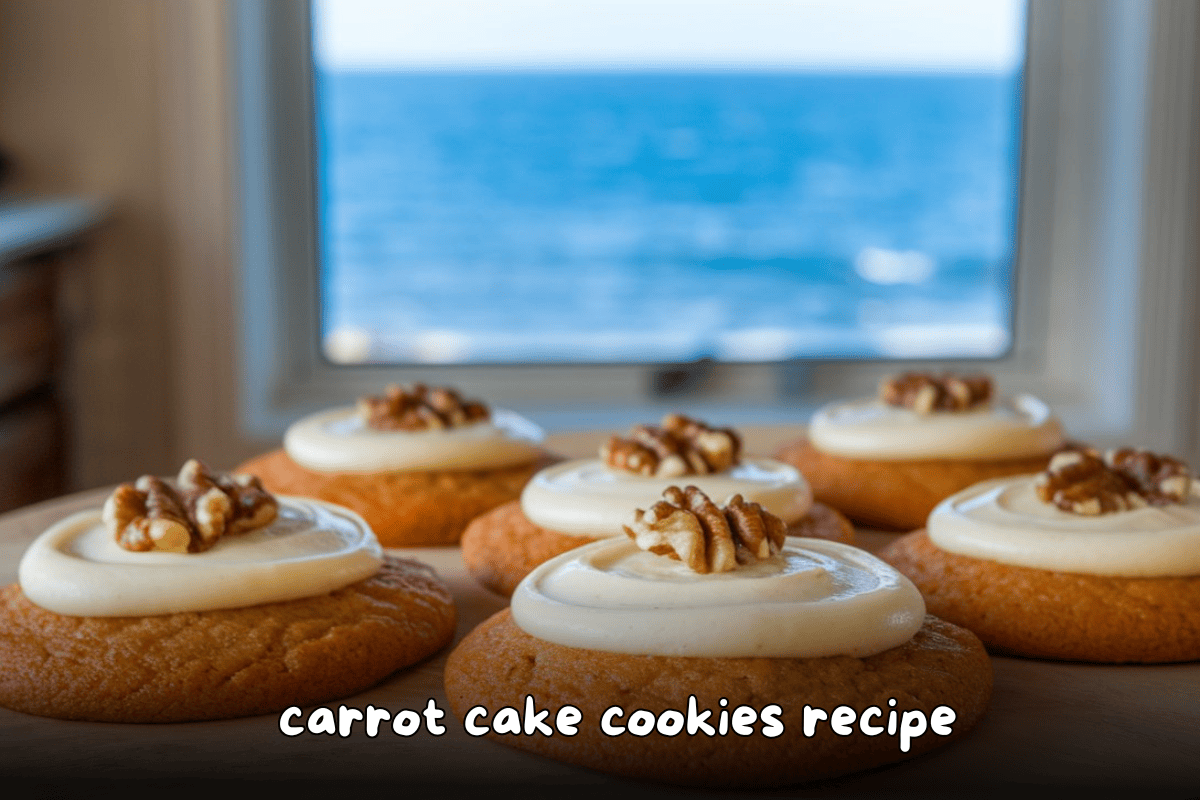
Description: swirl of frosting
284,406,545,473
18,497,384,616
927,475,1200,577
511,536,926,657
520,458,813,538
809,394,1064,460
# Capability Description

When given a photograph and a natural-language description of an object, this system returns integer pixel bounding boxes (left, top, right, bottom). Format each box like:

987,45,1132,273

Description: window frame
231,0,1200,463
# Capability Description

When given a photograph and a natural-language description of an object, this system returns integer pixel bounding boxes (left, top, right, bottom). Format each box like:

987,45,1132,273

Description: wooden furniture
0,489,1195,792
0,198,102,511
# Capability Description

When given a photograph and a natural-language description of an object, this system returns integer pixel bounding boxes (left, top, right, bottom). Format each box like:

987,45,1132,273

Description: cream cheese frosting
283,406,545,473
511,536,926,658
809,394,1063,460
520,458,813,538
18,497,384,616
927,475,1200,577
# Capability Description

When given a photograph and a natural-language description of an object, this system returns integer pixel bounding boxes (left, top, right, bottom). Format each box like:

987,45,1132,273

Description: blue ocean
315,71,1021,363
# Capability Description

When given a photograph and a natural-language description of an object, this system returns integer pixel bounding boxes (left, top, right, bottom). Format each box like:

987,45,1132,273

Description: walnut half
623,485,786,574
1034,447,1192,515
357,383,489,431
601,413,741,477
103,460,278,553
879,372,992,414
1105,448,1192,505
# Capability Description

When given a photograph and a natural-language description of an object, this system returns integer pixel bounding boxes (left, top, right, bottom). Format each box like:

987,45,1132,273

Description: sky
313,0,1026,73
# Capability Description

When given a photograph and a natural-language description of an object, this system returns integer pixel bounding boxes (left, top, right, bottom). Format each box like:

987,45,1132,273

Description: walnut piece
357,383,489,431
623,485,786,574
1034,447,1192,515
879,372,992,414
601,413,741,477
1105,448,1192,504
103,459,278,553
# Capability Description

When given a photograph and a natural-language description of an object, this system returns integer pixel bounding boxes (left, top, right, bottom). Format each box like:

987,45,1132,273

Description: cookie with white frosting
880,447,1200,662
236,384,558,546
0,461,456,722
445,488,991,788
461,414,855,596
775,372,1065,531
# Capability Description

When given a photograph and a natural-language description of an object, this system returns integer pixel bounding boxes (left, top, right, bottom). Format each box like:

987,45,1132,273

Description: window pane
312,0,1026,365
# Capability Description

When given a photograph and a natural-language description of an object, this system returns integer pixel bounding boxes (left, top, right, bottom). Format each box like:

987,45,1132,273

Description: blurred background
0,0,1197,509
313,0,1023,365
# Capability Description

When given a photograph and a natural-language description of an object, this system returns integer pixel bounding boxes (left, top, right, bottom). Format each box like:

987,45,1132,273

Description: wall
0,0,250,489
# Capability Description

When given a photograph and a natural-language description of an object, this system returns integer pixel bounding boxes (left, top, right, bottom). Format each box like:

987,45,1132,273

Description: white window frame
230,0,1200,463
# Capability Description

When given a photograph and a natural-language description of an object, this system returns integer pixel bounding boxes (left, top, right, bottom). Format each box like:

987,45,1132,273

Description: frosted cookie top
521,457,813,538
522,414,810,538
512,487,924,657
284,384,545,473
19,459,384,617
809,372,1064,461
928,448,1200,577
19,497,384,617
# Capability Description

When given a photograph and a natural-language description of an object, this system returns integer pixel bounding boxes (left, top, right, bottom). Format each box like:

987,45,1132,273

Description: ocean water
315,71,1021,363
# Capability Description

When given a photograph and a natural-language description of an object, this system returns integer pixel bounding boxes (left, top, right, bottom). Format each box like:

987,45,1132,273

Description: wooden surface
0,489,1197,796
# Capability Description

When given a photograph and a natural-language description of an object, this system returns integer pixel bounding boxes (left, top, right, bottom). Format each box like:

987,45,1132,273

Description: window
233,0,1200,465
311,0,1025,366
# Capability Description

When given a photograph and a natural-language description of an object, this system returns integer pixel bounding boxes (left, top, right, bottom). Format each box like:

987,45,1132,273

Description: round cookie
462,499,856,597
236,448,558,547
0,555,456,722
774,437,1051,531
444,609,992,788
879,530,1200,663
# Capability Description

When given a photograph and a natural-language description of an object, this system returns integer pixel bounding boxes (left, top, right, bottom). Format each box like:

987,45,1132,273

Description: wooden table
0,488,1197,796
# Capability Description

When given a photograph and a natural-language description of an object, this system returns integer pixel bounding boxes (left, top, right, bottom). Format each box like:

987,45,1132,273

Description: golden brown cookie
444,610,991,788
460,500,590,598
235,449,558,546
774,437,1052,531
0,555,456,722
461,500,857,597
879,530,1200,663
